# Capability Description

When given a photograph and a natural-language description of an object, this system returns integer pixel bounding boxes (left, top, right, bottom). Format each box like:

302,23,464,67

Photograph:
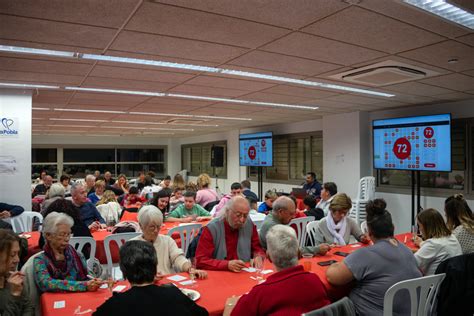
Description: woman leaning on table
314,193,370,246
33,212,102,292
0,229,34,316
131,205,207,279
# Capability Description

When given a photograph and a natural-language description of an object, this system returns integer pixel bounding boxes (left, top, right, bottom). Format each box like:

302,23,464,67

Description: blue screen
239,132,273,167
373,114,451,171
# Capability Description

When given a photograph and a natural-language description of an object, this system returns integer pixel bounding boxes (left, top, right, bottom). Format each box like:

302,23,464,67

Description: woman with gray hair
41,183,65,212
33,212,102,292
225,224,330,315
131,205,207,278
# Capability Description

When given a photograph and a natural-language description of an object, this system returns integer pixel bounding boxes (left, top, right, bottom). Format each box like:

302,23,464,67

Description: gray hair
272,196,294,214
48,183,65,199
42,212,74,238
266,225,299,270
70,183,83,196
85,174,96,182
138,205,163,228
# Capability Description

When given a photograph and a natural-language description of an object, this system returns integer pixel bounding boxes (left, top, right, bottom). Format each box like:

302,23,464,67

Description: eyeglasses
232,210,249,220
54,232,72,239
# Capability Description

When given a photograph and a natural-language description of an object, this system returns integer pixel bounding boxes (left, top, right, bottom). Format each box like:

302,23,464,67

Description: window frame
181,141,228,178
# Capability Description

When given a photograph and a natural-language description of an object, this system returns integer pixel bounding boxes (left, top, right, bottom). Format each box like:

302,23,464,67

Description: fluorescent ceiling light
49,118,108,123
42,124,96,128
104,126,193,132
0,45,395,97
0,82,60,89
65,86,318,110
111,120,219,127
404,0,474,30
129,111,251,121
54,108,127,114
32,107,50,111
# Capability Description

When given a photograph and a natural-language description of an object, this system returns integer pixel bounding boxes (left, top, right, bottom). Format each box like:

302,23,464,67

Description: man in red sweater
226,224,330,315
195,196,264,272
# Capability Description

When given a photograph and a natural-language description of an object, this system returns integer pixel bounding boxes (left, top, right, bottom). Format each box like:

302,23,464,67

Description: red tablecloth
41,234,417,316
21,232,42,259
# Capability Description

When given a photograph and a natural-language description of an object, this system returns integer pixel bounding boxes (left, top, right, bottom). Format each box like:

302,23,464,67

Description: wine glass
253,255,266,283
188,257,197,288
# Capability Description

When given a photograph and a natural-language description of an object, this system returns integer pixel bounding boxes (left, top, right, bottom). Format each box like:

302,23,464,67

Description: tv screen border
372,113,452,172
239,131,273,167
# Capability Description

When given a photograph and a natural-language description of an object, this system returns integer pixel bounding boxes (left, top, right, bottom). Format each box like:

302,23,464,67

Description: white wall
0,89,32,210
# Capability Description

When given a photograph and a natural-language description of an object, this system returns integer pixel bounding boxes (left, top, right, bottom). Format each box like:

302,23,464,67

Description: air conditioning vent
329,60,439,86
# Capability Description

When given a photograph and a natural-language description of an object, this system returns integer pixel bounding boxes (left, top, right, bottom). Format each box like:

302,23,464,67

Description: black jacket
93,284,208,316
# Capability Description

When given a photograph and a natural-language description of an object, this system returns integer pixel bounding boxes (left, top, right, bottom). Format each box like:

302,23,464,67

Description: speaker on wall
211,146,224,167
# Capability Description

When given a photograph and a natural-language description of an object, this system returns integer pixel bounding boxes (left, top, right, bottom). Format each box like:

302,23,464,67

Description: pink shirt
196,188,219,208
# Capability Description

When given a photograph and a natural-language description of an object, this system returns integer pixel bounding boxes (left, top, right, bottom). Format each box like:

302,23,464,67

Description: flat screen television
239,132,273,167
373,114,451,172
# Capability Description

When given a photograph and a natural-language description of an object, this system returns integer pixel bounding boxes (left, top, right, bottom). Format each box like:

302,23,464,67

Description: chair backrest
383,273,446,316
289,216,315,248
104,232,140,274
167,223,202,255
306,220,321,247
11,212,44,233
356,176,375,201
69,236,96,265
20,251,44,316
252,218,265,232
360,220,368,234
302,296,356,316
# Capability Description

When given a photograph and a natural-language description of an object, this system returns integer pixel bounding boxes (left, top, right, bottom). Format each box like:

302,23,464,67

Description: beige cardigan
132,234,189,275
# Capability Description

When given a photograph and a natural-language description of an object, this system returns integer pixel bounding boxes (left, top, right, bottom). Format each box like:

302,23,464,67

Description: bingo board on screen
239,132,273,167
373,114,451,172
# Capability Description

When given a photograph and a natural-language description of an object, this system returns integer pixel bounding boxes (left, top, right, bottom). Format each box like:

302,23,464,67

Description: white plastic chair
104,232,140,279
167,223,202,255
306,220,321,247
10,212,44,233
289,216,315,248
361,220,368,234
350,176,375,225
383,273,446,316
69,237,97,270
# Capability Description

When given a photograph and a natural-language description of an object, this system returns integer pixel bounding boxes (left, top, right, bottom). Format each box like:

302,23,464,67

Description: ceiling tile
303,6,444,54
463,69,474,77
0,70,83,85
235,91,312,104
384,82,455,96
143,97,212,107
456,33,474,47
358,0,470,38
399,40,474,72
89,65,194,84
260,85,339,99
0,56,91,76
0,15,116,49
169,84,250,98
260,32,387,66
420,73,474,92
73,92,150,103
227,50,343,76
154,0,348,29
32,91,74,103
68,98,140,108
82,76,177,91
0,0,138,28
432,92,474,101
110,31,249,63
324,94,386,105
184,75,275,92
126,2,289,49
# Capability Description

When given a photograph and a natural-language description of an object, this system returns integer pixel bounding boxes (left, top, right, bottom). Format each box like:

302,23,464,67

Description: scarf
43,243,88,281
326,212,347,245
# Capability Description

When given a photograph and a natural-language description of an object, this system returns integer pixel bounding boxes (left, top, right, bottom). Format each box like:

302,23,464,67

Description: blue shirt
258,202,271,214
87,193,100,205
78,202,105,227
303,181,322,198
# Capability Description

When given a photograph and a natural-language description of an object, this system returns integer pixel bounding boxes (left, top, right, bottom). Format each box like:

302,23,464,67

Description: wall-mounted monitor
239,132,273,167
373,114,451,172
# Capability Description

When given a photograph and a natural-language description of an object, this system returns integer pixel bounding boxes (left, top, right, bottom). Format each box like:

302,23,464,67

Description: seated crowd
0,170,473,316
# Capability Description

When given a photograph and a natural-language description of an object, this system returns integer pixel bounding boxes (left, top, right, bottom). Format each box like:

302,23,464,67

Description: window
377,119,471,195
32,148,57,179
248,132,323,184
181,142,227,178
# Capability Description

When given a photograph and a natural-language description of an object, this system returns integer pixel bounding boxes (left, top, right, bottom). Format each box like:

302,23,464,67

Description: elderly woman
225,225,330,315
88,180,106,205
131,206,207,278
33,212,102,292
314,193,369,245
315,182,338,216
93,240,207,316
0,229,34,316
41,183,65,212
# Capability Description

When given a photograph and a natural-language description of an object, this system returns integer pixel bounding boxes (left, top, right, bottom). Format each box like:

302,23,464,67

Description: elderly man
104,171,115,186
32,175,53,197
225,225,330,315
84,174,96,195
71,183,105,230
259,196,330,255
195,196,264,272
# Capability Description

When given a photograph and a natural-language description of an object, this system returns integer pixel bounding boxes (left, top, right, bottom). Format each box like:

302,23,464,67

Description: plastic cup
302,253,313,272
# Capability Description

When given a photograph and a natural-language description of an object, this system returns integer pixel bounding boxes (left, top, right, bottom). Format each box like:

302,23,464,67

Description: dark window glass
63,149,115,162
117,149,164,162
32,149,57,163
63,164,114,178
32,165,57,179
117,163,165,177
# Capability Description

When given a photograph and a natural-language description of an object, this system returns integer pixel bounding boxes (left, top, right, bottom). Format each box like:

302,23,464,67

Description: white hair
42,212,74,238
266,225,299,270
138,205,163,228
85,174,96,182
70,183,83,196
48,183,65,199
